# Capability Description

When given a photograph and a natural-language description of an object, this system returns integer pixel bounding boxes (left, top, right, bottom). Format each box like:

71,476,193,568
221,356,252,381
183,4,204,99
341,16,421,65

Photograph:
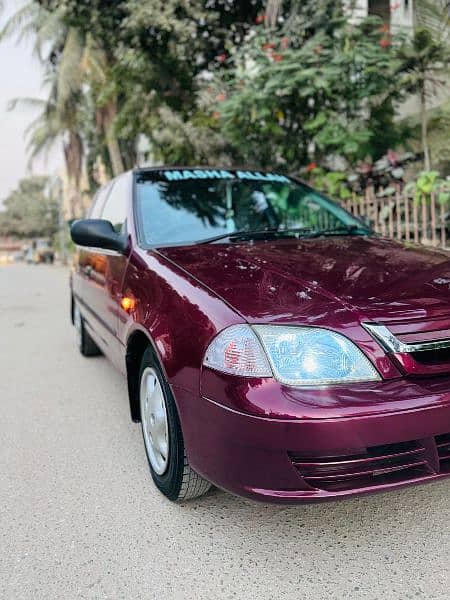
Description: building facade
345,0,415,29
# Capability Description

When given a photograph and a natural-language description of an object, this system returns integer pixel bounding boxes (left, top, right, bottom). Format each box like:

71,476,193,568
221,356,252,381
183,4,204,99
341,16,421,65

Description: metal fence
342,188,449,249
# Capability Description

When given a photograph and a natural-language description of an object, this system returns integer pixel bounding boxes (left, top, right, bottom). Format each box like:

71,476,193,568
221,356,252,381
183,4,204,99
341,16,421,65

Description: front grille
437,433,450,462
290,434,450,492
364,319,450,375
395,325,450,344
411,348,450,366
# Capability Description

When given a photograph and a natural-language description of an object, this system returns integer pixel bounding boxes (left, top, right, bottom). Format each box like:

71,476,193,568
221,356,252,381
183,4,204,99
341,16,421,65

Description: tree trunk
62,173,82,220
106,128,125,177
266,0,282,27
63,132,85,219
61,167,77,221
102,99,125,177
420,80,431,171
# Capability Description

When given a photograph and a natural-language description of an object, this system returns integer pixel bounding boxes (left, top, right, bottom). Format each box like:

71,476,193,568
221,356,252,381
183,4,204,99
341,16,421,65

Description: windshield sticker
163,169,290,183
164,169,234,181
235,171,289,183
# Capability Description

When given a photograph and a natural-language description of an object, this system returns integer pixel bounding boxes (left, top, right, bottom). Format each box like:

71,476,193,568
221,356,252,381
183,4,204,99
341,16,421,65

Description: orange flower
256,14,266,24
212,111,221,120
216,53,227,63
379,37,391,48
262,42,276,50
306,162,318,172
273,53,283,62
216,92,226,102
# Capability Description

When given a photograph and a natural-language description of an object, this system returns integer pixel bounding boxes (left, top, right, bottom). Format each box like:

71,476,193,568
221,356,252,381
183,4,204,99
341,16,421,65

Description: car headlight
203,324,380,386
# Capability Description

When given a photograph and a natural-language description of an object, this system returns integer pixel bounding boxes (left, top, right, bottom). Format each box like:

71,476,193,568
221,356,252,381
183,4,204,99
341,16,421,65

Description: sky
0,0,61,205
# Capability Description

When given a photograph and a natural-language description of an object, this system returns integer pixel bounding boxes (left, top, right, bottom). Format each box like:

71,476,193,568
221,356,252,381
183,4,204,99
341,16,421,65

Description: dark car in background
70,167,450,503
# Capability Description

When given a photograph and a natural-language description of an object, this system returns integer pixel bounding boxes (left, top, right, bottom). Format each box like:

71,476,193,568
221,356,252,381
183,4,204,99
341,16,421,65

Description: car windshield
135,169,369,246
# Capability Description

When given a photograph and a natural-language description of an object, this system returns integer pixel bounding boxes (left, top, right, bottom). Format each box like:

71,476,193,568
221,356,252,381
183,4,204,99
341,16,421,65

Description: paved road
1,264,449,600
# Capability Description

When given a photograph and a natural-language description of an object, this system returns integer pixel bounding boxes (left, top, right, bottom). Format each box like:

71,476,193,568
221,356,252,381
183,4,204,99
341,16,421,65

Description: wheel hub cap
140,367,169,475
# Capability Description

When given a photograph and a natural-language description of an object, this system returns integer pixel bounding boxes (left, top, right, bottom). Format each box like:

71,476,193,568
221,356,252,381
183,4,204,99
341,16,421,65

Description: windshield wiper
198,227,336,244
303,224,371,238
197,228,281,244
197,224,371,245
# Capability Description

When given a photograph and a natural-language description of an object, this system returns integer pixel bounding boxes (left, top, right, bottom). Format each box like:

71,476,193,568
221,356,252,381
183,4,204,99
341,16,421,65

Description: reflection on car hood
157,237,450,325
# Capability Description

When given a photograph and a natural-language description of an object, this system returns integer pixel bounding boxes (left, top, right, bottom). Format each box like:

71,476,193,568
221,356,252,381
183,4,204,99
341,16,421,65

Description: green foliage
416,1,450,36
35,0,263,165
306,168,352,200
405,171,450,205
396,25,450,169
397,27,450,94
0,176,59,238
214,11,409,171
1,1,89,212
2,0,449,189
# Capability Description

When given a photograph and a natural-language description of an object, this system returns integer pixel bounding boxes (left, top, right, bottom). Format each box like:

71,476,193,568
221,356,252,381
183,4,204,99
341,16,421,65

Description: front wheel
139,348,211,501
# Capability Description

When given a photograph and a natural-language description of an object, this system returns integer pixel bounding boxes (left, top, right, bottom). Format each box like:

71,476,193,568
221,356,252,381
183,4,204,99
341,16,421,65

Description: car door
93,172,132,370
74,182,112,344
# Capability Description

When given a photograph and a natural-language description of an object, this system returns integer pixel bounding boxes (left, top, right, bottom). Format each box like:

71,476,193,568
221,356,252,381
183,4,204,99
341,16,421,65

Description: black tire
73,301,102,357
139,347,211,501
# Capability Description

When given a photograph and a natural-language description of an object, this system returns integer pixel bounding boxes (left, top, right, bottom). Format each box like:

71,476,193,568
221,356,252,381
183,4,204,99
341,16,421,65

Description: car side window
100,175,129,233
89,183,112,218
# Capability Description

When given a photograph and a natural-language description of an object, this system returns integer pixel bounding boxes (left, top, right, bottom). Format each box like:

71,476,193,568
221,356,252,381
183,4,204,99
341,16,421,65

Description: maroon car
70,167,450,503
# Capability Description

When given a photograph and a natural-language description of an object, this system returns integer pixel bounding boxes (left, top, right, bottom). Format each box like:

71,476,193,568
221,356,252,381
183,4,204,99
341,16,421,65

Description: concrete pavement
0,264,449,600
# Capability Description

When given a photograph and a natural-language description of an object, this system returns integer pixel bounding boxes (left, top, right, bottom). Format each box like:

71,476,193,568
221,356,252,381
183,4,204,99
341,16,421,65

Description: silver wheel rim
74,304,82,349
140,367,170,475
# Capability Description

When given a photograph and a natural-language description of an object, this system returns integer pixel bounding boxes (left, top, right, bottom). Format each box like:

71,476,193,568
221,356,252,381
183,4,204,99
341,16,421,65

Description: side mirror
71,219,128,254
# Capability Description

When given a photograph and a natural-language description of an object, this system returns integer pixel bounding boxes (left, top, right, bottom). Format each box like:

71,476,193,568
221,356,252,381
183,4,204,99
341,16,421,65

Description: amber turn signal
121,296,136,311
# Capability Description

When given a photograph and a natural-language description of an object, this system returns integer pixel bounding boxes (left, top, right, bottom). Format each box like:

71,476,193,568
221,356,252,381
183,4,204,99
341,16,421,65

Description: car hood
157,236,450,325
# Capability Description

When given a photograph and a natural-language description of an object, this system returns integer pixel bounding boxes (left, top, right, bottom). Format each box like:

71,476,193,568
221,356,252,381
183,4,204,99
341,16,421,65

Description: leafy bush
305,167,352,200
405,171,450,205
212,9,409,171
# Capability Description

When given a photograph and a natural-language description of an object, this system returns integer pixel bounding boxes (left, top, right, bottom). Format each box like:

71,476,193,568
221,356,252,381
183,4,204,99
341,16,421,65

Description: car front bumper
174,381,450,503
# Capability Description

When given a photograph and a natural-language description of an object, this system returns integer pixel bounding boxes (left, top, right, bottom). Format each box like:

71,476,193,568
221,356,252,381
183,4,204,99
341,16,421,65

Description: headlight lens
204,325,380,386
254,325,380,385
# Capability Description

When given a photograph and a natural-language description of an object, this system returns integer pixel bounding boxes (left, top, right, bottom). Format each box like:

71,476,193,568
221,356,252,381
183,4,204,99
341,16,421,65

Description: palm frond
8,96,47,111
26,122,60,167
56,28,84,110
24,109,56,136
83,35,108,84
416,1,450,37
0,2,41,43
33,8,66,61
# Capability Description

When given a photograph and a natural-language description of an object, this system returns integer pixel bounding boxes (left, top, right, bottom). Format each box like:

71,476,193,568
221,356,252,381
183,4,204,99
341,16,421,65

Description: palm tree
416,1,450,33
0,0,126,197
54,29,126,177
0,3,87,216
9,75,86,219
81,40,125,176
0,1,67,63
397,27,450,170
